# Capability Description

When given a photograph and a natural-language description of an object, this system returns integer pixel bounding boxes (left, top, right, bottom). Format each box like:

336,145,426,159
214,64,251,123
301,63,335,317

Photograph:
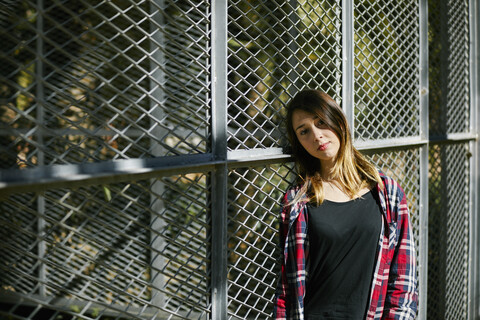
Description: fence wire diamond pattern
227,0,342,150
1,174,210,320
354,0,420,140
1,0,210,170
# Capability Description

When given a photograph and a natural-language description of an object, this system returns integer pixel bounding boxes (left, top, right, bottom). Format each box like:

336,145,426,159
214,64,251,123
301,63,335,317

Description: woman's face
291,109,341,166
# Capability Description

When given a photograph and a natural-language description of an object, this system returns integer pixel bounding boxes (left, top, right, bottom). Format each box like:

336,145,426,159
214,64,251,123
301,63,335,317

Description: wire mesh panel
366,148,421,226
0,173,210,319
428,143,470,320
428,0,470,136
226,163,295,319
225,150,422,319
0,0,210,170
354,0,420,140
365,148,422,266
227,0,342,150
366,147,424,316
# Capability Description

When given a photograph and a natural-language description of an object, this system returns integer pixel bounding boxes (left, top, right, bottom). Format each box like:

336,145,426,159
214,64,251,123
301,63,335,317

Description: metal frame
469,0,480,318
210,0,228,318
418,1,429,317
342,0,354,126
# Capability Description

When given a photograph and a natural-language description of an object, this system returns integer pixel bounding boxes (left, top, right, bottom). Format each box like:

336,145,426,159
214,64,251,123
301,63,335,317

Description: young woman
273,89,418,319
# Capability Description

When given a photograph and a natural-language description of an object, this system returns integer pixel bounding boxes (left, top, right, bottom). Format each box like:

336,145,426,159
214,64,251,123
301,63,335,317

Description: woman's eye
299,129,308,135
316,121,325,128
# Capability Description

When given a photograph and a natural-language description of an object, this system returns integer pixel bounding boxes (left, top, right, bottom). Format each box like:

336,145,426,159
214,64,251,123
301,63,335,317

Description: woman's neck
322,180,371,202
320,159,336,181
321,168,335,182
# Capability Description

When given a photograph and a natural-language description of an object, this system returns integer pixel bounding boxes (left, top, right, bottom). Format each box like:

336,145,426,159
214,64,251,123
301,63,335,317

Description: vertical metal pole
335,1,342,101
210,0,228,319
418,146,429,320
36,0,46,298
468,0,479,318
342,0,354,130
149,0,166,309
418,0,429,318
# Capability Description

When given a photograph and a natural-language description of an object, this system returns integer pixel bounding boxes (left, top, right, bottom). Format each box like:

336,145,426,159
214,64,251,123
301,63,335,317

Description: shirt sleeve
383,185,419,319
273,191,291,319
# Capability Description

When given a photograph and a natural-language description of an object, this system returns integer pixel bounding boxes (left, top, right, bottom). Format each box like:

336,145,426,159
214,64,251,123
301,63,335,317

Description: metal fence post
335,1,342,100
149,0,166,309
418,0,429,318
36,0,46,298
468,0,479,318
341,0,354,127
211,0,228,318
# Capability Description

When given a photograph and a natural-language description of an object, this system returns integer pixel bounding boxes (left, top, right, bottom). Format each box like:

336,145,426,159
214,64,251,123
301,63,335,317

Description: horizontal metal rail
0,290,206,319
3,135,476,195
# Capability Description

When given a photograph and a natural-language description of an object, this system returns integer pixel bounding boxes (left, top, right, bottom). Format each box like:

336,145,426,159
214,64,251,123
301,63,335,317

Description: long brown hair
286,89,382,205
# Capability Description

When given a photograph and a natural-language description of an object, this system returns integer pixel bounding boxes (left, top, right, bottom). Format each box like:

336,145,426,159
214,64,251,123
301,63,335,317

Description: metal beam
210,0,228,319
5,136,480,196
0,154,215,195
418,1,429,318
342,0,354,128
468,0,480,318
36,0,46,298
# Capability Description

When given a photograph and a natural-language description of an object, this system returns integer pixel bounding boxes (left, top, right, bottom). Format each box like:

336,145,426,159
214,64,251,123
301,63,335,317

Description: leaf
103,185,112,202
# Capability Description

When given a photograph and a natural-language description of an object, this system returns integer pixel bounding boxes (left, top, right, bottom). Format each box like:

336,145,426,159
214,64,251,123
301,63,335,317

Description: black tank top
305,190,381,319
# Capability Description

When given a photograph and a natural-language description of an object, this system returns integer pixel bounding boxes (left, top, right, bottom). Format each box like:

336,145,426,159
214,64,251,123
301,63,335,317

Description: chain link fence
0,0,478,319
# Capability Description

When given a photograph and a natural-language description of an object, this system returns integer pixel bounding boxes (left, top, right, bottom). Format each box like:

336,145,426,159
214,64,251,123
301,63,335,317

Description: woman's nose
313,127,323,141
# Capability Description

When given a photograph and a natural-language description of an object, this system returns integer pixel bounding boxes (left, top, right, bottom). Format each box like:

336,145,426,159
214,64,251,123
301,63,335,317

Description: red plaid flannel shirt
273,172,418,319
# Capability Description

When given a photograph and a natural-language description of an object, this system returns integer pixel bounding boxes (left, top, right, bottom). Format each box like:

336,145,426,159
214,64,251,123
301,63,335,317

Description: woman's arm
383,188,418,319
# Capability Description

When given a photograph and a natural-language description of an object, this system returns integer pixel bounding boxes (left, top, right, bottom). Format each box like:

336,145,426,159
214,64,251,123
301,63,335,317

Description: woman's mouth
318,142,329,151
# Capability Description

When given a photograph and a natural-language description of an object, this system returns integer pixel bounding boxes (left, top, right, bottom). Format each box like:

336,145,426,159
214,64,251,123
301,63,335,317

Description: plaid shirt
273,172,418,319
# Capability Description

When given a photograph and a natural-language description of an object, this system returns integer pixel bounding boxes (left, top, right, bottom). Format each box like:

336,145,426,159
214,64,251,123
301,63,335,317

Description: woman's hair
286,89,382,205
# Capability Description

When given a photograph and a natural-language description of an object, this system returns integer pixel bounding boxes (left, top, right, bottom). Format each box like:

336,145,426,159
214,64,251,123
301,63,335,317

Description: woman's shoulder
281,183,311,208
377,170,406,199
378,170,401,185
283,184,303,200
